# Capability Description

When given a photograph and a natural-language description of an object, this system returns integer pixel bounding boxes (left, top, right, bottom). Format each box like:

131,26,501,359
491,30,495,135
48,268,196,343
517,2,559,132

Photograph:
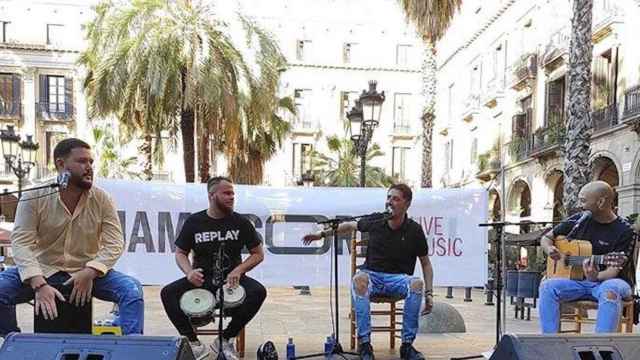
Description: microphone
382,203,393,220
566,210,592,239
56,171,71,190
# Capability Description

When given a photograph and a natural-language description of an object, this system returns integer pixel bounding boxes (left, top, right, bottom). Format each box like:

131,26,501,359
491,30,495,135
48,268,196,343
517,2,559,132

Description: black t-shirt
553,212,636,286
175,210,261,277
357,213,429,275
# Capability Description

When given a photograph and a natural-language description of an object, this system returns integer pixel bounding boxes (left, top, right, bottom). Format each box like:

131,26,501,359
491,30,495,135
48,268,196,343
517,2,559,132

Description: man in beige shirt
0,138,144,336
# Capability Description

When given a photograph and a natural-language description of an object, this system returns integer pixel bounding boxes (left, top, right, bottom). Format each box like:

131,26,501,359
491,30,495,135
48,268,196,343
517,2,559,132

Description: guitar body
546,236,592,280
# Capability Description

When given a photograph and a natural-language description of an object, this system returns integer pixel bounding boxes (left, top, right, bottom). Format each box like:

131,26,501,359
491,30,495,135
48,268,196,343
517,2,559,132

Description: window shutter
64,76,73,116
39,75,48,112
11,74,20,116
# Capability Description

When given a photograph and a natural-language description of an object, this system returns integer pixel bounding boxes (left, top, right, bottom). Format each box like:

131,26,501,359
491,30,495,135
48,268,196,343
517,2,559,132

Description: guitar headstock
603,252,628,268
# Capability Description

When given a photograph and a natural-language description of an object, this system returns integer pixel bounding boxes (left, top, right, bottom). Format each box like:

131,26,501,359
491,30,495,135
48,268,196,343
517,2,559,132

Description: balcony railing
591,103,618,132
532,123,565,153
393,124,411,134
508,134,534,162
0,100,21,117
542,28,570,67
622,85,640,120
35,102,74,121
510,53,537,90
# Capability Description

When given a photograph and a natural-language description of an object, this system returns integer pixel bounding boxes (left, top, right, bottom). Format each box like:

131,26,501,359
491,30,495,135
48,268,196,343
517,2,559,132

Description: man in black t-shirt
303,183,433,360
161,177,266,360
539,181,636,333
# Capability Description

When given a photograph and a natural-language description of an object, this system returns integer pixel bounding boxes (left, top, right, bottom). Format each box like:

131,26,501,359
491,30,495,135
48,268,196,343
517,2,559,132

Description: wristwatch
33,282,48,292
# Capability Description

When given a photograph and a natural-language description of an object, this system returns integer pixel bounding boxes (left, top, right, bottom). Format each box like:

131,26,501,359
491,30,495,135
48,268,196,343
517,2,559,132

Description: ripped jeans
538,278,631,333
0,268,145,336
351,270,423,344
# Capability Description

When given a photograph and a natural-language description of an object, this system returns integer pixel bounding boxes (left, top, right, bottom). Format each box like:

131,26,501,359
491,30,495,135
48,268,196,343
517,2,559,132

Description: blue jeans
538,278,631,333
0,267,145,336
351,270,423,344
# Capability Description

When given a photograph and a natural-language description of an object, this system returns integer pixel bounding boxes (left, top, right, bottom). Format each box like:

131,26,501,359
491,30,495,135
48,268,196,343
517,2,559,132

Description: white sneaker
190,340,211,360
209,337,239,360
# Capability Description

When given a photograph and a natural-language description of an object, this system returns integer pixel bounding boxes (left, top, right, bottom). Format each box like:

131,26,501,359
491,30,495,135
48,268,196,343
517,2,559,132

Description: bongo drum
219,284,246,309
180,288,216,327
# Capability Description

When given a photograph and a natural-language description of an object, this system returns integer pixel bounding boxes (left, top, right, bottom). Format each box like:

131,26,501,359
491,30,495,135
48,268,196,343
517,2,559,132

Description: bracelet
424,289,433,297
33,282,48,292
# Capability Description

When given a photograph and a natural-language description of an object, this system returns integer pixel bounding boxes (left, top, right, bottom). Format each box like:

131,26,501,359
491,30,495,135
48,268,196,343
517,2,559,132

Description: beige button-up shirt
10,185,124,282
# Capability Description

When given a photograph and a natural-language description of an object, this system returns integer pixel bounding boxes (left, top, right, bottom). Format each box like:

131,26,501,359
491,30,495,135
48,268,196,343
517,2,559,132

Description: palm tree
563,0,594,215
226,96,294,184
310,135,394,187
398,0,462,187
90,125,142,180
80,0,286,183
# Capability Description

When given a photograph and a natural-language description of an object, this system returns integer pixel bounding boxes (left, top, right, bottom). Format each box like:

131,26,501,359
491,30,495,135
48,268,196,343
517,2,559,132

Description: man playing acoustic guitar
539,181,636,333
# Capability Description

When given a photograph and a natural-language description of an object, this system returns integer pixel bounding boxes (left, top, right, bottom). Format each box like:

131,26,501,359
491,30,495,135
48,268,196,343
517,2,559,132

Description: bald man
538,181,636,333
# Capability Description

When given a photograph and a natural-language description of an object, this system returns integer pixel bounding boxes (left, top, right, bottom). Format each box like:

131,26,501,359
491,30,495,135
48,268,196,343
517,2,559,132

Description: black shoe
358,342,375,360
400,343,424,360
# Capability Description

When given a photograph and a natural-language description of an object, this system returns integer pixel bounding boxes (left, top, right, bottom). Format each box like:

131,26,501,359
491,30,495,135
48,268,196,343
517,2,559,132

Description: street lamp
348,80,385,187
0,125,39,198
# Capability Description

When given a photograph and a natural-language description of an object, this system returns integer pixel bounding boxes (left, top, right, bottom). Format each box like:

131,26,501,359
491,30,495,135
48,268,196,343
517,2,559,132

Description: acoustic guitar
546,236,627,280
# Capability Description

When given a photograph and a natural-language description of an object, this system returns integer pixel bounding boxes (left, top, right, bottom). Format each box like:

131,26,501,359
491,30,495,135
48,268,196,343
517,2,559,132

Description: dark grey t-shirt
553,212,635,286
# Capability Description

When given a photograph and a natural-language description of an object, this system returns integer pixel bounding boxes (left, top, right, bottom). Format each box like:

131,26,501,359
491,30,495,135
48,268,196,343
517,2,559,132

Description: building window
393,93,411,133
292,143,313,179
396,44,411,66
592,48,617,109
545,76,565,126
46,24,64,45
343,42,357,64
47,75,66,113
470,137,478,164
296,40,311,61
1,21,9,43
445,139,454,170
293,89,313,128
392,146,409,180
339,91,359,120
0,73,20,116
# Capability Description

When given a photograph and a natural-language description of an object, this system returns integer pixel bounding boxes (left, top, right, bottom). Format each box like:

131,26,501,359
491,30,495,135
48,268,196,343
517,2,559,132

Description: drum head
180,288,216,316
219,284,246,308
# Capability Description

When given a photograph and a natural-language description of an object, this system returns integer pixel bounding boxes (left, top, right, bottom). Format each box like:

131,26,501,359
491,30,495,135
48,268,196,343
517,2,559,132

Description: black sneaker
400,343,425,360
358,342,375,360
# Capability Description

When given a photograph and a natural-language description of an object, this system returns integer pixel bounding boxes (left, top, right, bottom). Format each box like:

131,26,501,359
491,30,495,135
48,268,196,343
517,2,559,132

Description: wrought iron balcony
591,103,618,132
622,85,640,120
508,133,534,162
0,100,21,118
35,102,75,121
510,53,537,91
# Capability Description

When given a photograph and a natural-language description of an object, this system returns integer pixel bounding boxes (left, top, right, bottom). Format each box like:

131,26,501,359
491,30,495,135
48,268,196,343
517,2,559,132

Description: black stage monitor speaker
0,333,195,360
490,333,640,360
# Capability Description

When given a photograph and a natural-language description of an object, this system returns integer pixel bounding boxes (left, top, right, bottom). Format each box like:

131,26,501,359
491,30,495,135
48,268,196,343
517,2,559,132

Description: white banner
98,179,488,287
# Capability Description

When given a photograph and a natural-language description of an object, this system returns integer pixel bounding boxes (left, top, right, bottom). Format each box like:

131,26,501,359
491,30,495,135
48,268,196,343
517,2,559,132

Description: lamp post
0,125,39,198
348,80,385,187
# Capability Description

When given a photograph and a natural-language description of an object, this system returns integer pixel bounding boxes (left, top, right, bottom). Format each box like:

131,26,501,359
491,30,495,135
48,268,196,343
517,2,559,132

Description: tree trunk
181,109,195,182
563,0,593,216
420,39,436,188
197,111,211,183
140,133,153,181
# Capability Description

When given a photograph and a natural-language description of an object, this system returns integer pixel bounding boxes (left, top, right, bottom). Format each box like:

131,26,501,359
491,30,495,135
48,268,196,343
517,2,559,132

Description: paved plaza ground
10,286,617,359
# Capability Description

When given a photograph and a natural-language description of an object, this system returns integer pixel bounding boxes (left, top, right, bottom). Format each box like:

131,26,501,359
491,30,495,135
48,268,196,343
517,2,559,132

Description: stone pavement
11,286,620,359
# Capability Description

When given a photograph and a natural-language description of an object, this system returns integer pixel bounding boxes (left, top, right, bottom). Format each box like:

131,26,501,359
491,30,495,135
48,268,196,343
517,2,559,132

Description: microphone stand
2,182,60,198
295,211,389,360
214,240,228,360
451,220,560,360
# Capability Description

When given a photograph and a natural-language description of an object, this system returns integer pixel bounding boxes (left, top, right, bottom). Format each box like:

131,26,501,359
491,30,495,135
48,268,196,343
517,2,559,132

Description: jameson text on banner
98,179,488,287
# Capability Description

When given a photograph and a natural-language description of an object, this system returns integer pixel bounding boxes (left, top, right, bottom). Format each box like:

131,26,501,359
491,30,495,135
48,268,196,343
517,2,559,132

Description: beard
71,172,93,190
215,196,233,215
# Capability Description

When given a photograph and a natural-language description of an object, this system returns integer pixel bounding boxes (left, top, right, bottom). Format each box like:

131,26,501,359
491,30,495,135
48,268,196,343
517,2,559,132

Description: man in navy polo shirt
303,183,433,360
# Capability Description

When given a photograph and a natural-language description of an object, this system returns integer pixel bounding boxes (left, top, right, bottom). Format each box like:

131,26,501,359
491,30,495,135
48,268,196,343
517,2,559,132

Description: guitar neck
565,255,605,266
